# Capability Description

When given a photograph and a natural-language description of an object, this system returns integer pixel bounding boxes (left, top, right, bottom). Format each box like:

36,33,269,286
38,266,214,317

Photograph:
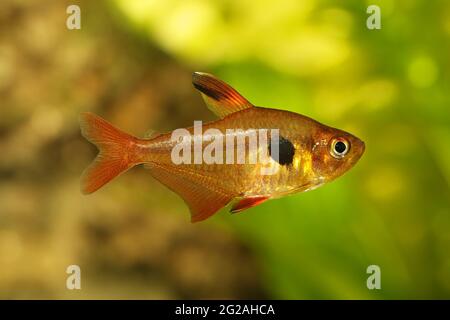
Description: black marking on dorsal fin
268,135,295,166
193,82,222,101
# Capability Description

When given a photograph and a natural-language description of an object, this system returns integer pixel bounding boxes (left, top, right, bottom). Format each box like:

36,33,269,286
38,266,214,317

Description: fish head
310,125,365,183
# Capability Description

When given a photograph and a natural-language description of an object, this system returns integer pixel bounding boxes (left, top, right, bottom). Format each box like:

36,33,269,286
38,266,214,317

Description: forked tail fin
79,112,143,194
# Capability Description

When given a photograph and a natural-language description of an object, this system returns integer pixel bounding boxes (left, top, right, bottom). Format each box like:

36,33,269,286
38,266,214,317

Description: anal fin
230,196,269,214
148,163,233,222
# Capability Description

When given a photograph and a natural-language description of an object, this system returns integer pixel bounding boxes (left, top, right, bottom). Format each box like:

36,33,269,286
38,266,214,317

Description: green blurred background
0,0,449,299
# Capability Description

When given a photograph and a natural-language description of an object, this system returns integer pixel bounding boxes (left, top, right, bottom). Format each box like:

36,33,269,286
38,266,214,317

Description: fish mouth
351,139,365,164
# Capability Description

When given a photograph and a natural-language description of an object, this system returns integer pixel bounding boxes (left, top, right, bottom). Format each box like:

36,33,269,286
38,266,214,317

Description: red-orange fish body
80,72,365,222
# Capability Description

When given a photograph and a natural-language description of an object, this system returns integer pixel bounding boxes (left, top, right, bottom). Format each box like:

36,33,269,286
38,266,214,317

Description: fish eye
330,138,350,158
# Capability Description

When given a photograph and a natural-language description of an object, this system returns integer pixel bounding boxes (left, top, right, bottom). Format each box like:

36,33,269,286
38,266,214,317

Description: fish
79,72,365,222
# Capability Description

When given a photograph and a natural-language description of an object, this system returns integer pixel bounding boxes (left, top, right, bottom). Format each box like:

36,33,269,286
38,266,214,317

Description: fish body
80,72,365,222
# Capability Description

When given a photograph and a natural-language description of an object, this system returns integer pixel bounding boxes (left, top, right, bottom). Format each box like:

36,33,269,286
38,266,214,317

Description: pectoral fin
230,196,270,213
192,72,253,118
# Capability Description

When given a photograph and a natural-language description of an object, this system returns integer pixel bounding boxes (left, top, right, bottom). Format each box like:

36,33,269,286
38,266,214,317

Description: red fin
79,112,143,194
147,163,233,222
192,72,253,118
230,196,269,213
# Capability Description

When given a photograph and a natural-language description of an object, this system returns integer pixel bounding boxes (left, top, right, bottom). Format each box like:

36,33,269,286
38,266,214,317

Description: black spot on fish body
268,135,295,165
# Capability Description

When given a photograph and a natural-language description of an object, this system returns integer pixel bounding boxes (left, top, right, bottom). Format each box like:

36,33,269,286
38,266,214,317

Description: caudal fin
79,112,143,194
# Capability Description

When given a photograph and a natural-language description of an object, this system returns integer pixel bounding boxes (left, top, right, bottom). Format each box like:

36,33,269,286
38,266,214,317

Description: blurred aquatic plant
113,0,351,76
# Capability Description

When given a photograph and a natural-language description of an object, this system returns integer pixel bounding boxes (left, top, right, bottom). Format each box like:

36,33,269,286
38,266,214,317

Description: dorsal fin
147,163,234,222
192,72,253,118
